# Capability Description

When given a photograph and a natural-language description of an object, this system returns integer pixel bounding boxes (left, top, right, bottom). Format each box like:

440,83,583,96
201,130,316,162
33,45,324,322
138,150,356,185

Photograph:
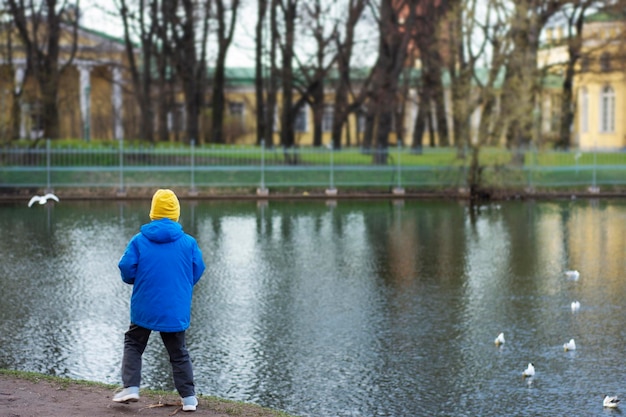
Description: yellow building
0,24,133,141
217,68,371,147
0,22,580,149
541,10,626,150
576,12,626,149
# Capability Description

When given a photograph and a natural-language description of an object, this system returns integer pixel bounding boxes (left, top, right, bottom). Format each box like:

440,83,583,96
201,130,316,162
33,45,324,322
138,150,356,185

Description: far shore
1,186,625,202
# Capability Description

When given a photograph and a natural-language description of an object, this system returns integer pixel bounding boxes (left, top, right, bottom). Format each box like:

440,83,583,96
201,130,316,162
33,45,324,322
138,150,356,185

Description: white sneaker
182,395,198,411
112,386,140,403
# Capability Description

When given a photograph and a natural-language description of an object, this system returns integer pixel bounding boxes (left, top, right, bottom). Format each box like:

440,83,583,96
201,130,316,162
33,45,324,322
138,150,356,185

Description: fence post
117,138,126,197
325,143,337,196
525,144,535,194
45,139,53,193
189,139,198,197
257,139,269,196
589,138,599,193
393,141,405,195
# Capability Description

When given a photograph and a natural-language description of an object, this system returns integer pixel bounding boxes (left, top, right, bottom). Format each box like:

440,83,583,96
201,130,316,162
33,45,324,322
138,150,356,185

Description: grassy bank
0,368,298,417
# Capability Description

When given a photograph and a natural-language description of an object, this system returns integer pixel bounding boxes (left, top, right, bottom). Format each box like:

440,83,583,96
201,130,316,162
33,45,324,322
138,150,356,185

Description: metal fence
1,140,625,194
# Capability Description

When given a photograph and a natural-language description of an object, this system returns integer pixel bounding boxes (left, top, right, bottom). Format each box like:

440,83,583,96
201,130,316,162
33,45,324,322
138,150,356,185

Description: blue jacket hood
140,218,184,243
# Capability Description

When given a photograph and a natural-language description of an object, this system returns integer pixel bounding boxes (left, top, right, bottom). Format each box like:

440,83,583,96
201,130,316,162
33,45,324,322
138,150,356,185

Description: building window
167,103,186,133
322,104,334,132
600,52,611,72
549,94,561,132
228,101,245,129
28,103,44,139
600,85,615,133
229,101,244,118
580,56,590,73
357,108,367,133
295,105,308,132
580,87,588,133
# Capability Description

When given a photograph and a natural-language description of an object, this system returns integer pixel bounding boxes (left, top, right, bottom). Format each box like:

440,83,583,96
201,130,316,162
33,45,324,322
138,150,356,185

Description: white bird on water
604,395,620,408
28,193,59,207
563,339,576,351
565,270,580,280
494,332,505,346
522,363,535,378
571,301,581,312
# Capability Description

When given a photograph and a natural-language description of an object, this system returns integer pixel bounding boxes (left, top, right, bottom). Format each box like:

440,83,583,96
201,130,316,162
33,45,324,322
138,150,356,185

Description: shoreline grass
0,368,298,417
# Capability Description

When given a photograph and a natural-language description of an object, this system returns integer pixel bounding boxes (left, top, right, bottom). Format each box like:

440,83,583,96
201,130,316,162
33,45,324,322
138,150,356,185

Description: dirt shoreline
0,371,294,417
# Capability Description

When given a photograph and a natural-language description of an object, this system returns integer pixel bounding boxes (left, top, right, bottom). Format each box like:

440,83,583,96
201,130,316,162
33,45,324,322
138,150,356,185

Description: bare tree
552,0,615,149
7,0,80,140
461,0,510,196
118,0,158,142
276,0,298,153
211,0,239,144
0,9,25,142
473,0,510,148
291,0,338,147
499,0,563,162
411,0,450,149
167,0,211,144
255,0,268,146
154,0,174,143
447,0,473,155
330,0,368,150
364,0,416,163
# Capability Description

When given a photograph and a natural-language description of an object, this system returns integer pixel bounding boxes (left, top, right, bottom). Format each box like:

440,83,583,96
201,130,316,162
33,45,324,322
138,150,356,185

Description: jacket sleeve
118,236,139,285
192,241,206,285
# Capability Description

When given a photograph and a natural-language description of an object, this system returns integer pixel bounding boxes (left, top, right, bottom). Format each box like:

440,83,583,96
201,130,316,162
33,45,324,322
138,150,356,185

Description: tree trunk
211,55,227,144
120,0,156,142
212,0,240,144
430,67,449,146
11,91,21,140
8,0,79,140
330,0,367,150
412,95,425,154
367,0,415,163
558,73,574,150
279,0,296,150
264,0,279,148
557,4,588,150
311,81,323,147
255,0,267,146
40,77,60,139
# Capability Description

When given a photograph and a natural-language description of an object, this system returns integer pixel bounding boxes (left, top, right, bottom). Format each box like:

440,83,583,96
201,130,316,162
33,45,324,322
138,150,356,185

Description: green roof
80,25,126,45
219,66,561,90
585,8,626,23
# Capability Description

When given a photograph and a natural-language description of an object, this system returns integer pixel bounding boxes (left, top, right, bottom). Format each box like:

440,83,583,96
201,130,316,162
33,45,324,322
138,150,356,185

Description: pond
1,198,625,417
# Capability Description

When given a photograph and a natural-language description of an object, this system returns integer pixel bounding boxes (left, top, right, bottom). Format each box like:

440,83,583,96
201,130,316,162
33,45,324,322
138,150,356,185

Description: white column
78,64,92,140
112,66,124,140
15,65,26,138
14,65,25,93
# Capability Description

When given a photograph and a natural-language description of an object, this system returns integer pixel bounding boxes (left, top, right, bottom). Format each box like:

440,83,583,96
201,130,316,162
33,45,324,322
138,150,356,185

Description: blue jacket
118,219,205,332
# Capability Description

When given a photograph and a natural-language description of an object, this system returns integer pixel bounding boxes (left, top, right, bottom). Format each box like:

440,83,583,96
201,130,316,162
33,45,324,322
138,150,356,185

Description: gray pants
121,323,195,398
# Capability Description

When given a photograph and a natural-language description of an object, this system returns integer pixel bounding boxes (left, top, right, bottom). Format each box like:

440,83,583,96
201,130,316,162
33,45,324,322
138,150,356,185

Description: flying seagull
571,301,581,312
28,193,59,207
522,363,535,378
604,395,620,408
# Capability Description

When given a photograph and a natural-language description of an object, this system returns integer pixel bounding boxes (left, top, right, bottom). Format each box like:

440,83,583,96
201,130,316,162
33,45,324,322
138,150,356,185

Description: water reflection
1,199,625,416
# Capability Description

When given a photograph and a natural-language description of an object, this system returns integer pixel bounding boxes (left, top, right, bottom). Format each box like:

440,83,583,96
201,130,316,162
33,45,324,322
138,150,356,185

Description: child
114,189,205,412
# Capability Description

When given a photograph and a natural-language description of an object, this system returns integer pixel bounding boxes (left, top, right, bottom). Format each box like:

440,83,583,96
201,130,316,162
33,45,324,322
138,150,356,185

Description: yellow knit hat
149,189,180,221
